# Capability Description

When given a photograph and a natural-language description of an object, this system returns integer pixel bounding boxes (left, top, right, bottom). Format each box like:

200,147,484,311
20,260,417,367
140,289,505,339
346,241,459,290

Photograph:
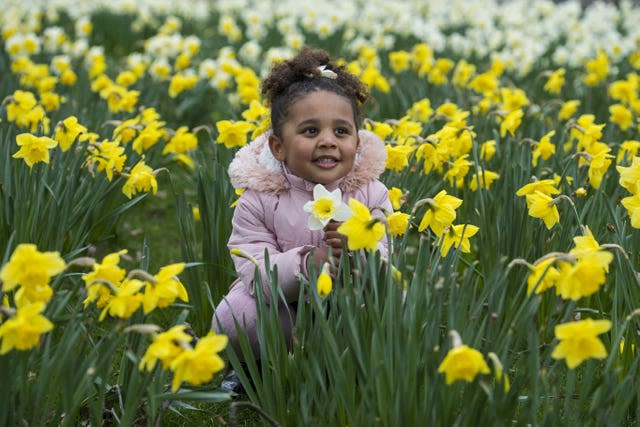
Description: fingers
323,223,346,249
323,221,342,232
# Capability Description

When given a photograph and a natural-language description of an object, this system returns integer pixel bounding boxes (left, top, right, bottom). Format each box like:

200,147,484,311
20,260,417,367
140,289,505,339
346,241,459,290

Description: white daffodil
303,184,352,230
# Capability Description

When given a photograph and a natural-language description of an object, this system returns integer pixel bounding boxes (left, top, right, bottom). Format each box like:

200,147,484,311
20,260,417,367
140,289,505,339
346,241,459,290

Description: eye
335,127,350,136
302,127,318,136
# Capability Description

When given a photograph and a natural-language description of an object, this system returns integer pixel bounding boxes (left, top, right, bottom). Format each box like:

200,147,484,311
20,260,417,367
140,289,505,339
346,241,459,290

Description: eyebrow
297,118,355,128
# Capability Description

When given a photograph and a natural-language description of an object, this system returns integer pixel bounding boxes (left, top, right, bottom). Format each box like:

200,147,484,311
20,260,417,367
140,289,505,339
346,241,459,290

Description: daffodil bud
317,263,332,298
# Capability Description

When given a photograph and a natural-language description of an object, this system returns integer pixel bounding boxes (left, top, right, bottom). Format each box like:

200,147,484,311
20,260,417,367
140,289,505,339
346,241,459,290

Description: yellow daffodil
87,140,127,181
132,122,166,154
387,211,411,237
163,126,198,155
617,156,640,194
122,159,158,199
617,140,640,164
621,194,640,228
571,114,605,151
12,133,57,168
583,51,609,86
500,87,529,113
142,263,189,314
439,224,479,256
499,109,524,138
552,318,611,369
544,68,565,95
609,78,637,104
428,58,455,85
417,190,463,236
39,91,64,112
54,116,88,152
112,118,140,144
406,98,433,123
525,191,560,229
436,102,465,121
558,99,580,121
0,302,53,354
139,325,192,372
480,140,497,161
385,144,414,172
609,104,634,131
390,116,422,145
487,352,510,392
569,226,602,259
585,142,613,189
527,257,560,295
389,50,410,74
438,341,490,385
98,278,145,321
469,170,500,191
241,99,270,122
303,184,352,230
230,188,245,208
360,64,390,93
6,90,37,125
452,59,476,88
444,155,472,188
468,71,499,96
317,263,332,297
364,120,393,141
170,331,228,391
215,120,255,149
555,251,613,300
516,179,561,201
388,187,405,211
0,243,65,306
415,142,438,174
235,68,261,105
82,250,127,308
532,131,556,167
337,198,385,251
168,72,198,98
60,68,77,86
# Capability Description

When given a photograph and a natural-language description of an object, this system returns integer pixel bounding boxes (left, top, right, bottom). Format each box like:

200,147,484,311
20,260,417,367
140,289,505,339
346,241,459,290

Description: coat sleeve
227,190,312,304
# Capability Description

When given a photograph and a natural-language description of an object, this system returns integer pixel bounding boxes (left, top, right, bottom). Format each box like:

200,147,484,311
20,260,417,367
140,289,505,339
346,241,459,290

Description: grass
102,166,198,271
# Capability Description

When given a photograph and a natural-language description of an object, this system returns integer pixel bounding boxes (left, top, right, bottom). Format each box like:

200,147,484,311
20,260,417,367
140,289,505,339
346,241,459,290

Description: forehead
286,90,356,125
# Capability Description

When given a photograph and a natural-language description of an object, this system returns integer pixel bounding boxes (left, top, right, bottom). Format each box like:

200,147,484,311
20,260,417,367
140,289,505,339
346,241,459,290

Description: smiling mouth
313,156,340,169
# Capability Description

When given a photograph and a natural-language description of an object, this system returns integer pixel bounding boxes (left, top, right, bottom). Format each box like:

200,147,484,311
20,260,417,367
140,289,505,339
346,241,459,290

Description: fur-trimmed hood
228,130,387,194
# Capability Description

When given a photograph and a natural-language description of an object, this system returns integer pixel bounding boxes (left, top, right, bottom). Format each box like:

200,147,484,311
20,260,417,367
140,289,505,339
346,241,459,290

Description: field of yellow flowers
1,0,640,425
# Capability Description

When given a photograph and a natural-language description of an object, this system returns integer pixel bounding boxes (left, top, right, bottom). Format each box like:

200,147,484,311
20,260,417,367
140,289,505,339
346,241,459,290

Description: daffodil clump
0,244,64,354
81,250,189,320
0,243,228,395
139,325,228,392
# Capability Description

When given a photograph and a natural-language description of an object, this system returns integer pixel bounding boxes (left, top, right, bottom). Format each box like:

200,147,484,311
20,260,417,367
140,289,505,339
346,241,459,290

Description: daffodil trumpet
303,184,352,231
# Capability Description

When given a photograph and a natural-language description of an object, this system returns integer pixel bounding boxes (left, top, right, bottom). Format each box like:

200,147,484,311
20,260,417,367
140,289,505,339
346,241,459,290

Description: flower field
1,0,640,425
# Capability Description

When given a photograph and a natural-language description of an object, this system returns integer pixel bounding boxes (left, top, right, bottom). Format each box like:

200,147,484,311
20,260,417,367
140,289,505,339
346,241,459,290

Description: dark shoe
220,370,245,395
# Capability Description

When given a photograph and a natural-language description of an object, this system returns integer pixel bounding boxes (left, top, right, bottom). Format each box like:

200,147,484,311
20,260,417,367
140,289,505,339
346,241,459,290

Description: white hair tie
316,65,338,79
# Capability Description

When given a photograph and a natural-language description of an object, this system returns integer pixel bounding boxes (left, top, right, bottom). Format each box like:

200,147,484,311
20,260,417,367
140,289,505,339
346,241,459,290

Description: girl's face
268,90,360,185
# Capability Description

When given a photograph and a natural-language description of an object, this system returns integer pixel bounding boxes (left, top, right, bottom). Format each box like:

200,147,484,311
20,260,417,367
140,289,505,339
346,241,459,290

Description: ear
268,134,286,162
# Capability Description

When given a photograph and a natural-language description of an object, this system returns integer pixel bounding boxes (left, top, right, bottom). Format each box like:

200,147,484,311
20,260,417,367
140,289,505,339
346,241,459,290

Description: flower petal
333,203,353,222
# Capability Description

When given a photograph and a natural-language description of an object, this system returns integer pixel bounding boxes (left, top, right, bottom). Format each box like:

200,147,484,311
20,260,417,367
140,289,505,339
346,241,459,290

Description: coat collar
227,130,387,195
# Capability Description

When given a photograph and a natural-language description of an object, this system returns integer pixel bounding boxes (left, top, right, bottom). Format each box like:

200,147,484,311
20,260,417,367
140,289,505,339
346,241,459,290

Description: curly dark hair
261,46,369,137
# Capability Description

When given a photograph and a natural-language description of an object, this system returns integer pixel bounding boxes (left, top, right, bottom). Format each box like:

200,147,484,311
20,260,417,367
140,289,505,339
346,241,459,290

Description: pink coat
213,130,391,353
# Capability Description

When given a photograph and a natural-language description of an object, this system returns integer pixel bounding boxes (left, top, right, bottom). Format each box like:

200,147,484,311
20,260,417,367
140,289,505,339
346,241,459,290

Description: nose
317,131,337,148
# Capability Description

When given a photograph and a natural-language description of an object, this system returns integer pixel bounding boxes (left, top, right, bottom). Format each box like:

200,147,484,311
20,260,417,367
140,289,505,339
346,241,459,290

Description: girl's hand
323,220,346,259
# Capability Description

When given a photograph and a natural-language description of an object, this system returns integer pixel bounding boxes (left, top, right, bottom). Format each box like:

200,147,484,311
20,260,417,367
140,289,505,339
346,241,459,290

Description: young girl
212,47,392,388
